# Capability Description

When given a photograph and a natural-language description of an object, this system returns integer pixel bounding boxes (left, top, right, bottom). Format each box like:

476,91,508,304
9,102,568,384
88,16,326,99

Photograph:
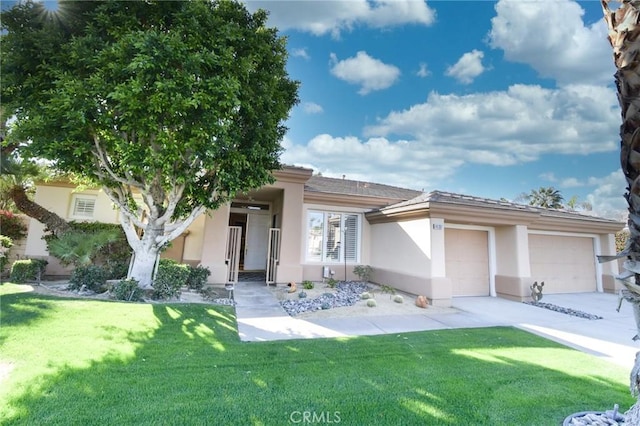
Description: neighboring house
24,165,624,307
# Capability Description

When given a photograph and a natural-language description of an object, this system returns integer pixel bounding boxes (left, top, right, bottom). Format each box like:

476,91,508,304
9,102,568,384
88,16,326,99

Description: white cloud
445,50,486,84
330,51,401,95
586,170,627,220
539,172,557,182
416,62,430,78
559,177,583,188
280,134,462,191
301,102,324,114
364,83,619,165
488,0,614,86
245,0,435,38
291,48,310,60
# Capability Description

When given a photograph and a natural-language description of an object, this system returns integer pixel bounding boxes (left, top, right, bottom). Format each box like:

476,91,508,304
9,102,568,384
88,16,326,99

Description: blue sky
245,0,626,219
9,1,626,219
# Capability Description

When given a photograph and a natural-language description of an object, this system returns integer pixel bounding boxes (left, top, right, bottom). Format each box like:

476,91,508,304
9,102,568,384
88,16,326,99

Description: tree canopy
1,0,299,287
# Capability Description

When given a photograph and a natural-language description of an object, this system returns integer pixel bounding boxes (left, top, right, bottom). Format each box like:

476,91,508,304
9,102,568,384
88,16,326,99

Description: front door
243,212,270,271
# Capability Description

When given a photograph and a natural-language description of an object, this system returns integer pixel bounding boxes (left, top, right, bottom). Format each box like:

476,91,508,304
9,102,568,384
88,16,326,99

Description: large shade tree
1,0,299,287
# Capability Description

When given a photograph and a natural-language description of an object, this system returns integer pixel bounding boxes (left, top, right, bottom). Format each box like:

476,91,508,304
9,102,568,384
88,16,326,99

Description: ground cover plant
0,283,634,425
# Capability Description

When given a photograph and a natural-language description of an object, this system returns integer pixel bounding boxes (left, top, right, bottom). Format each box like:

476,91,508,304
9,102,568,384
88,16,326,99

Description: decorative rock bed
563,405,626,425
523,301,603,320
280,281,370,316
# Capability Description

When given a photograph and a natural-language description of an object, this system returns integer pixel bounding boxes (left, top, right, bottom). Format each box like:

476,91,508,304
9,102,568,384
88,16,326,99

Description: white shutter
344,214,358,262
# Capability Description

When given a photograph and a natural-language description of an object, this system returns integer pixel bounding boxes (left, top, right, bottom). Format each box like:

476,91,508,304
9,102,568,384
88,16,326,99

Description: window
306,211,360,263
70,195,96,219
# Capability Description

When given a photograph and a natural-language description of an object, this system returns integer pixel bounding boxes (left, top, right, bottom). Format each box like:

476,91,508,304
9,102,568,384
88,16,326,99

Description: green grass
0,283,634,425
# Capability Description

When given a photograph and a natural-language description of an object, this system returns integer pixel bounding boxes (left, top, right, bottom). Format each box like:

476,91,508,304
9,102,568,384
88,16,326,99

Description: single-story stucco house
23,165,624,307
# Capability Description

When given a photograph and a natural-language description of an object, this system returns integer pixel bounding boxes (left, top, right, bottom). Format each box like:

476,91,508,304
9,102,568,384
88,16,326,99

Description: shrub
10,259,48,283
45,222,131,276
326,278,338,288
69,265,108,292
47,228,120,267
111,279,144,301
298,290,307,299
0,235,13,272
186,265,211,291
153,259,189,300
353,265,373,282
393,295,404,304
302,280,314,290
360,292,371,300
0,210,27,241
379,284,396,299
367,299,377,308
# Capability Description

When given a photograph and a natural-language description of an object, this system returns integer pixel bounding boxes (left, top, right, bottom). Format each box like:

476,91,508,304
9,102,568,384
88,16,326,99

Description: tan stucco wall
369,219,432,278
182,214,205,264
368,218,452,305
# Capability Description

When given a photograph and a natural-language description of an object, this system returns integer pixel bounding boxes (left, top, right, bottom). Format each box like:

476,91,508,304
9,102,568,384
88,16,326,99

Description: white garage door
528,234,596,293
445,228,490,296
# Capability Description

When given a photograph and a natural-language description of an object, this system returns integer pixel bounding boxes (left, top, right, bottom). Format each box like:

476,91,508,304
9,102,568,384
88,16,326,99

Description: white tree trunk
129,244,160,289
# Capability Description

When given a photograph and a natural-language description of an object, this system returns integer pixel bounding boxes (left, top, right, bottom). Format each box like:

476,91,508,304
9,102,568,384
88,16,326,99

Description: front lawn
0,283,634,425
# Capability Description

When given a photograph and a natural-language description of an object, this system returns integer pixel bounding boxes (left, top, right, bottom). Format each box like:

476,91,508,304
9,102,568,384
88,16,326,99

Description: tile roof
305,175,422,201
382,190,622,223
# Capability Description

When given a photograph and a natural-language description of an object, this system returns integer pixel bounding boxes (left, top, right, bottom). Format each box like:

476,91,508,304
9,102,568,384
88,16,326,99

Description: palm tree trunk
9,185,71,236
603,0,640,420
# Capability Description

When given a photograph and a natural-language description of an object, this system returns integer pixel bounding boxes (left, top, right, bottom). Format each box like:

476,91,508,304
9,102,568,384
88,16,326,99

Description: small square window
70,196,96,219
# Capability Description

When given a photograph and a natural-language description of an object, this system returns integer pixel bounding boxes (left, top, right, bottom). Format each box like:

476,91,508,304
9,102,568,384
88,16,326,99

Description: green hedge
10,259,48,283
186,265,211,291
152,259,189,300
69,265,108,292
111,279,144,302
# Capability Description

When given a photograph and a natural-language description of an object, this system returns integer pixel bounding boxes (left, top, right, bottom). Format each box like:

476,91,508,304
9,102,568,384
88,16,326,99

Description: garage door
445,228,490,296
528,234,596,293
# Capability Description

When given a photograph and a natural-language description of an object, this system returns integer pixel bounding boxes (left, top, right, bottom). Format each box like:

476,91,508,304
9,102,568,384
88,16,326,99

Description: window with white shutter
70,195,97,219
305,211,361,263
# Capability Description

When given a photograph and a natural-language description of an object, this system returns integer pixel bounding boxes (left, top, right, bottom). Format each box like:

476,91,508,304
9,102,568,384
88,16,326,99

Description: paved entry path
233,282,640,369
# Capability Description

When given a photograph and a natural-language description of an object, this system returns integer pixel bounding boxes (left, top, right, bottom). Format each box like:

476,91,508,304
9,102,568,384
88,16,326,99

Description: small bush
105,260,129,280
367,299,377,307
186,265,211,291
326,278,338,288
393,295,404,304
69,265,108,292
302,280,314,290
153,259,189,300
360,292,371,300
353,265,373,282
379,284,396,299
298,290,307,299
0,211,27,241
0,235,13,272
111,279,144,301
10,259,48,283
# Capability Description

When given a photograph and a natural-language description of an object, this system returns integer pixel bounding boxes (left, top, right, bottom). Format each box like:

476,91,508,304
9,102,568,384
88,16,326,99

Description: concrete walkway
233,282,640,369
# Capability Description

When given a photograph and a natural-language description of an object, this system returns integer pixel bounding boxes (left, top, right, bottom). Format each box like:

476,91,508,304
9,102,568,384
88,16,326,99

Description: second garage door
445,228,490,296
528,234,596,293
